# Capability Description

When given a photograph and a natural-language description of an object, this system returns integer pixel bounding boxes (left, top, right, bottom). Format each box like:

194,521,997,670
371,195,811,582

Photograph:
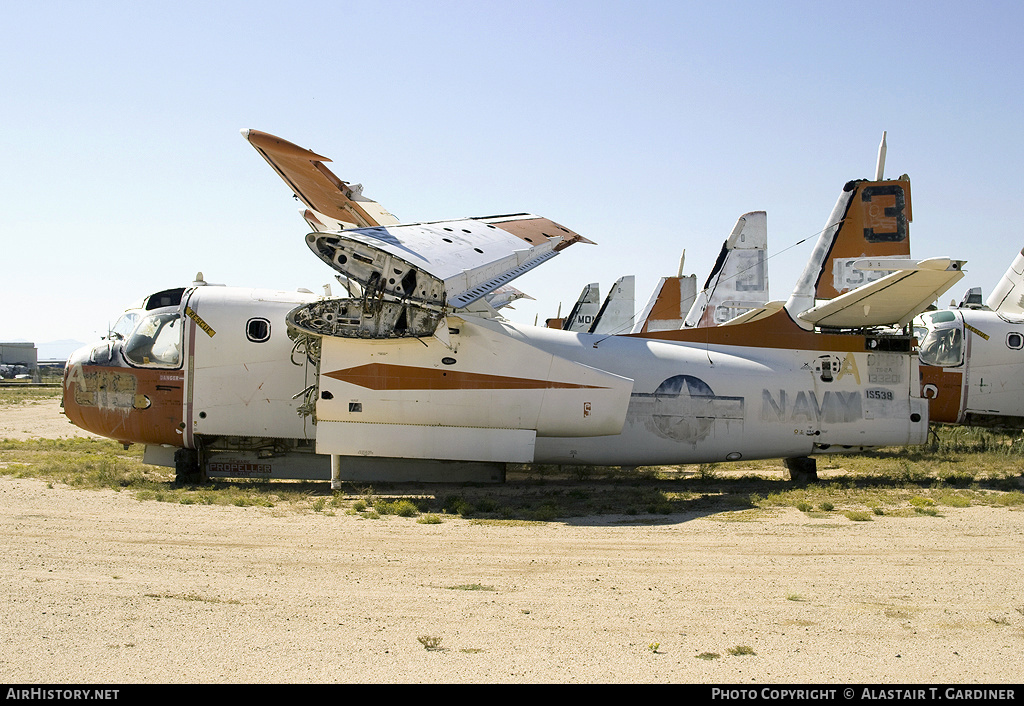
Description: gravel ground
2,400,1023,684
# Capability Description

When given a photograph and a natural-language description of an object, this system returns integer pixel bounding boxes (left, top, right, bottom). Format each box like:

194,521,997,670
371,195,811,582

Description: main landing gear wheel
784,456,819,484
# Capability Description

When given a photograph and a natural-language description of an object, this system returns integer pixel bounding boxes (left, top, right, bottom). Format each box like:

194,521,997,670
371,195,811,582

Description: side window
1007,332,1024,350
246,317,271,343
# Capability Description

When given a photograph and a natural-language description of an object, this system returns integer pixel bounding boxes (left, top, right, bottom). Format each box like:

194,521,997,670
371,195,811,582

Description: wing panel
307,215,575,309
243,129,398,228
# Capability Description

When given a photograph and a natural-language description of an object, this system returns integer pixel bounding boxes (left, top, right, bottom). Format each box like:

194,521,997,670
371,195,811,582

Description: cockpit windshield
109,311,141,340
918,326,963,367
123,311,183,368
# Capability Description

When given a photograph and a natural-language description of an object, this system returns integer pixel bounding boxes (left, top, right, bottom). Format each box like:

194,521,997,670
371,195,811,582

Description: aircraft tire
174,448,201,485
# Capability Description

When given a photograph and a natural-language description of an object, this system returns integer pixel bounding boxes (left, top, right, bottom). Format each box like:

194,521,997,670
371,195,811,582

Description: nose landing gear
174,448,201,484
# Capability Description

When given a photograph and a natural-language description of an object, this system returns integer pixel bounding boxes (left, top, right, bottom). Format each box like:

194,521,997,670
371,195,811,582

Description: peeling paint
629,375,744,444
71,365,139,410
761,389,862,424
866,353,903,385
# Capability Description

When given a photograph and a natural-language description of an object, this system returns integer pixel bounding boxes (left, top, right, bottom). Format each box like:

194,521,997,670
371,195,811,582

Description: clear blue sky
4,0,1023,345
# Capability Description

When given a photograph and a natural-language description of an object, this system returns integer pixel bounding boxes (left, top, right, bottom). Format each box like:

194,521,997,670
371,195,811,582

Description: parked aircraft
629,212,770,334
631,252,696,334
547,276,635,334
556,282,601,332
61,130,965,484
637,134,914,333
916,247,1024,428
682,211,770,329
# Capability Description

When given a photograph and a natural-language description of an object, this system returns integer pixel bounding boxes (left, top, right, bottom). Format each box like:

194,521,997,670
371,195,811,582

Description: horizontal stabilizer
718,301,786,326
797,257,965,328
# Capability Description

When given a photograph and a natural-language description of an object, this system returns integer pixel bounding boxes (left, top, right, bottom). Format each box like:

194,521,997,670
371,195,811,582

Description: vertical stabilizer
590,276,635,334
985,247,1024,315
631,274,698,333
562,283,602,332
683,211,769,327
785,176,912,324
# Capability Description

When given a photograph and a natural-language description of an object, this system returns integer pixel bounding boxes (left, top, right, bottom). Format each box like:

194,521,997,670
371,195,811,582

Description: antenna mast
875,131,887,180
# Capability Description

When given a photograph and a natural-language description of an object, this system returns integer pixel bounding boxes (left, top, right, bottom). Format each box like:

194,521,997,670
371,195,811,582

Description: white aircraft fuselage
62,282,928,480
917,306,1024,428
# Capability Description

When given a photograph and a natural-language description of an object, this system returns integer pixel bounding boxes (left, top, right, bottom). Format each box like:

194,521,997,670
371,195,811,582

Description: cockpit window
110,311,141,340
123,311,183,368
923,310,956,324
144,288,185,310
919,326,963,368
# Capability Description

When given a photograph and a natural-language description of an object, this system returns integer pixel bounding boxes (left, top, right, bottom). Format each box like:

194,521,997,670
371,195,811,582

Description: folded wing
244,129,594,322
242,128,399,229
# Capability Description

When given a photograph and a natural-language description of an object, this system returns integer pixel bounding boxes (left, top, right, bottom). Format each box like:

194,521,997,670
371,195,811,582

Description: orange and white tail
786,175,912,320
631,252,696,333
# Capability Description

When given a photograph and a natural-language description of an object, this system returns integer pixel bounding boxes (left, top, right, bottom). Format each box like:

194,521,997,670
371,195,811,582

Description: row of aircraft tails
545,207,770,335
60,131,1024,485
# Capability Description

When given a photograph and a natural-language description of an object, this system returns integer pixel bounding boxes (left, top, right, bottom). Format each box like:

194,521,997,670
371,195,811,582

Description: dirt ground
2,399,1023,684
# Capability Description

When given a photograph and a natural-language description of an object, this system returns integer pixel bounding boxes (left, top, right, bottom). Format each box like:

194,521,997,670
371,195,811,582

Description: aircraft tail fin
985,247,1024,315
785,175,912,322
631,274,698,333
683,211,769,328
589,275,635,334
562,283,601,332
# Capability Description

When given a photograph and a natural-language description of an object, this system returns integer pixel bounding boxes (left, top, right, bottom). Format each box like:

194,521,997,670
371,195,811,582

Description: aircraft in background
556,208,768,337
631,252,696,334
638,133,921,336
681,211,769,329
916,247,1024,428
629,211,769,335
546,276,635,335
550,282,601,332
62,130,963,484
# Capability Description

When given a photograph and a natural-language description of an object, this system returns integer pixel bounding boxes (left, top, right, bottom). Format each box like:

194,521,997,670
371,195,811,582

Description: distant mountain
38,340,86,362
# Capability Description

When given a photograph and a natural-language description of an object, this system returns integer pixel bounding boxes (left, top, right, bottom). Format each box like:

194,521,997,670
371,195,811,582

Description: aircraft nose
61,348,88,425
59,341,187,448
62,343,93,406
